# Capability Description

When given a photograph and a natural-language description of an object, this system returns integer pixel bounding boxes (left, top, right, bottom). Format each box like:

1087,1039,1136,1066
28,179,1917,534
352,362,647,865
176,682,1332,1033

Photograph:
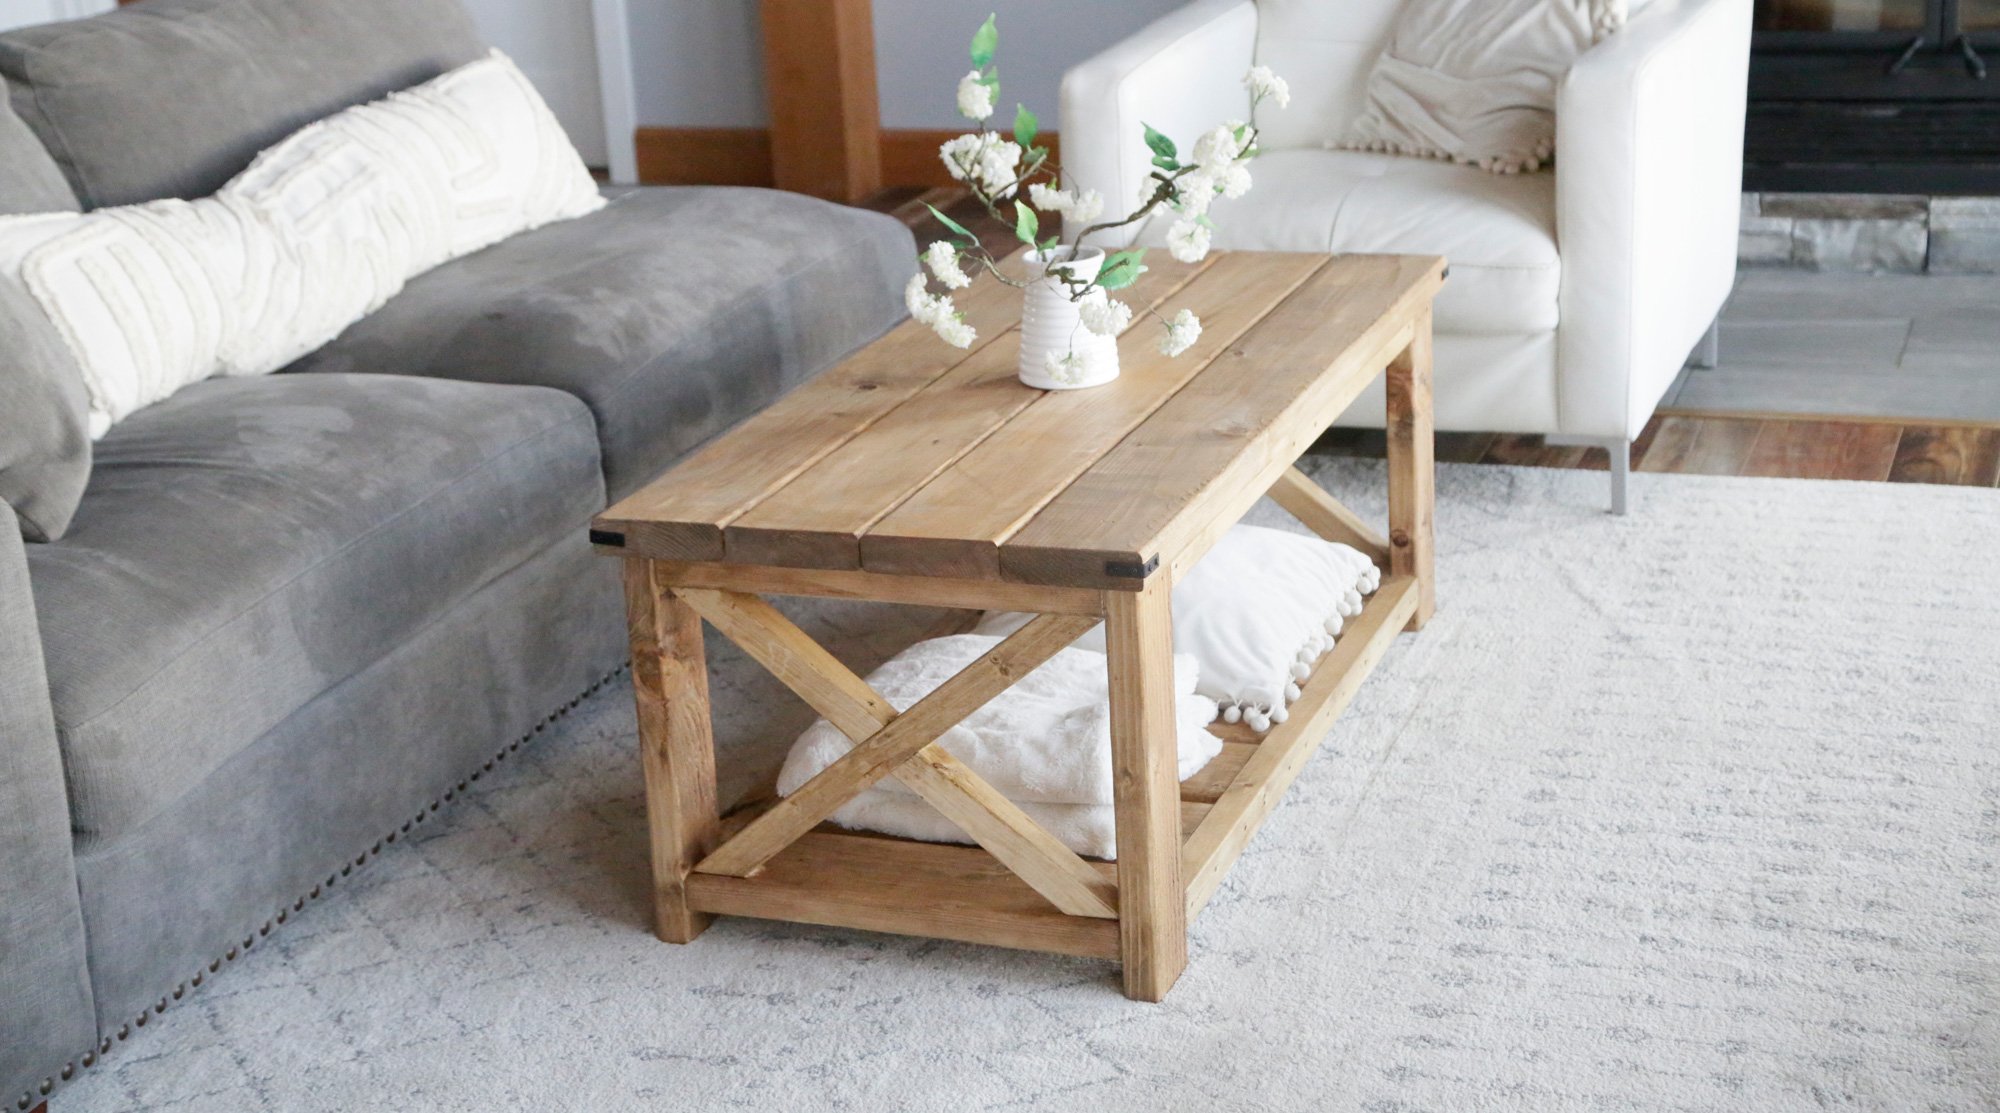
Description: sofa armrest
1059,0,1258,245
1555,0,1752,439
0,503,96,1108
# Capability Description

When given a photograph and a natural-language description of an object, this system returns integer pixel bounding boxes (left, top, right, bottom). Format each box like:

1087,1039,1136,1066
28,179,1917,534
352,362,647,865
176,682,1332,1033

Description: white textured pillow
1338,0,1625,174
0,50,603,437
976,524,1382,733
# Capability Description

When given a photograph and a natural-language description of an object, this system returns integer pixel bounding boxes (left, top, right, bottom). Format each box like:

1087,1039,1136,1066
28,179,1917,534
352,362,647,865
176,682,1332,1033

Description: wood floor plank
862,253,1324,579
1635,416,1763,476
1480,434,1587,469
725,256,1207,571
1887,425,2000,486
1741,420,1902,481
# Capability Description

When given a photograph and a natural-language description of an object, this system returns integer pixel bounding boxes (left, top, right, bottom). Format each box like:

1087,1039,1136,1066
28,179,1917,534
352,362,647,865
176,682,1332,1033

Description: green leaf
924,202,979,247
1013,200,1039,247
969,14,998,69
1096,248,1147,290
1038,232,1061,253
1013,104,1038,149
1142,123,1178,171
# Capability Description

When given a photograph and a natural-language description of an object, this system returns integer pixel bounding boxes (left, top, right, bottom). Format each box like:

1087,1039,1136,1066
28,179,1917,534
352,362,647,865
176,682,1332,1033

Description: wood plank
1266,466,1390,567
725,256,1209,571
1479,434,1587,469
646,559,1104,616
593,258,1025,562
693,612,1096,876
1002,254,1445,590
861,253,1328,579
685,830,1122,959
673,589,893,741
1887,425,2000,486
1178,742,1258,805
1183,576,1420,921
1385,308,1436,629
1106,579,1187,1001
1634,416,1762,476
623,560,720,943
761,0,880,202
1741,419,1902,481
634,127,774,187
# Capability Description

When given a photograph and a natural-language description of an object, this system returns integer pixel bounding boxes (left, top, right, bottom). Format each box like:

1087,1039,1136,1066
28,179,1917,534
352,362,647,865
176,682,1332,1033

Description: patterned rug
55,460,2000,1112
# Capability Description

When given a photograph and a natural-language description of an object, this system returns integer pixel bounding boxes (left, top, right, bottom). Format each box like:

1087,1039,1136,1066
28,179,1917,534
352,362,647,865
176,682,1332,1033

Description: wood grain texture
1386,308,1437,629
685,831,1122,959
692,611,1096,877
1742,420,1902,481
1002,255,1445,590
1106,579,1187,1002
1634,417,1764,476
1183,577,1421,921
724,255,1207,571
1177,742,1258,805
649,559,1105,616
594,260,1023,562
1888,426,2000,486
623,560,720,943
761,0,880,201
861,252,1321,579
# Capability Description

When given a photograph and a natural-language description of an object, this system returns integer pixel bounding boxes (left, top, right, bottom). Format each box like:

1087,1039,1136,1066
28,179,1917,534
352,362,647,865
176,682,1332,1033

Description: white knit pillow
1337,0,1626,174
976,524,1382,734
0,50,603,437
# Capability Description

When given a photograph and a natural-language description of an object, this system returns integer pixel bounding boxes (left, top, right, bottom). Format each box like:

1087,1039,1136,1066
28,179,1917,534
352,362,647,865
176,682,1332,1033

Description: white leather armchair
1060,0,1752,512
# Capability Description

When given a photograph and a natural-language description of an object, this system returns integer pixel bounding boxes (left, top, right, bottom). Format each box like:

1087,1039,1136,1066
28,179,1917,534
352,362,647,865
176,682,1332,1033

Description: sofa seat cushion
26,373,603,846
1181,148,1560,336
286,186,915,500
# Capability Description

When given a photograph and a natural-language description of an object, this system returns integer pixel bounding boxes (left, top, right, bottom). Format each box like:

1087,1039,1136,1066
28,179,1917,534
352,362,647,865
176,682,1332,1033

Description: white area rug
56,462,2000,1112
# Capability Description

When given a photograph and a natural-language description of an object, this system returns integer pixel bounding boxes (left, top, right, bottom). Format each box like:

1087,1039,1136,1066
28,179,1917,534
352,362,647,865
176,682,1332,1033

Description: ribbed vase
1016,247,1120,390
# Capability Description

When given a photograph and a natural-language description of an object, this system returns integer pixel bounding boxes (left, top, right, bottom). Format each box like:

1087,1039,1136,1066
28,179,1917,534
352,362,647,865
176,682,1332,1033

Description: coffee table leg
1105,578,1187,1001
623,557,721,943
1386,306,1437,630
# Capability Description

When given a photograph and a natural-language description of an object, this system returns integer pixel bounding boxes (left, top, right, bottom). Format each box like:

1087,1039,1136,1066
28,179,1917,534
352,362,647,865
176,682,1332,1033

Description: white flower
1166,218,1211,263
1044,349,1089,385
1077,289,1131,337
1175,169,1218,217
1218,162,1253,200
924,241,971,289
905,273,974,346
932,313,977,348
1244,66,1290,109
1192,122,1246,170
1028,183,1105,225
956,70,995,121
938,133,1022,198
1160,308,1202,356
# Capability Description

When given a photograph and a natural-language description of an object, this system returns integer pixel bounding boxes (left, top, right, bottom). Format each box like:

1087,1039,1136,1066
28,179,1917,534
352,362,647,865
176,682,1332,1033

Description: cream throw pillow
1338,0,1626,174
0,50,604,437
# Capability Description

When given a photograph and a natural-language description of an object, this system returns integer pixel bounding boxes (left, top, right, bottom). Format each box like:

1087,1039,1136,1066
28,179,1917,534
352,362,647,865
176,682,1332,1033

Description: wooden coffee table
591,250,1443,1001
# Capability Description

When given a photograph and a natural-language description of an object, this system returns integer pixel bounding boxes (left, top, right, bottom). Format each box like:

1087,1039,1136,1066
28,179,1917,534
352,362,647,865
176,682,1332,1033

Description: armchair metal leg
1689,316,1721,369
1546,434,1632,515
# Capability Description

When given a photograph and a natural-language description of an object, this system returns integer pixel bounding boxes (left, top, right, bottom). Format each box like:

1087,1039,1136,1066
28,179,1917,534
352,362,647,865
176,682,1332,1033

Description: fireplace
1748,0,2000,191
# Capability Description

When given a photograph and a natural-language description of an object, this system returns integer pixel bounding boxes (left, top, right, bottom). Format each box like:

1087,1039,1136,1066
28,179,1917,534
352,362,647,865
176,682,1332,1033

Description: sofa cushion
0,80,73,214
286,186,915,500
0,0,485,209
1190,148,1560,336
25,373,603,845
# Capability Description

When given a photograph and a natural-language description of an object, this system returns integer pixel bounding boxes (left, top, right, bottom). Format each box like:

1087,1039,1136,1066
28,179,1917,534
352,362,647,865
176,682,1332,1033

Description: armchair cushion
1190,149,1560,335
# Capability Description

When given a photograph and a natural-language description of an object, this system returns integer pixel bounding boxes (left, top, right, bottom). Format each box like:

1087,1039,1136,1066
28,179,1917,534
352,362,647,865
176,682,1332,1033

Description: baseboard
634,126,1059,191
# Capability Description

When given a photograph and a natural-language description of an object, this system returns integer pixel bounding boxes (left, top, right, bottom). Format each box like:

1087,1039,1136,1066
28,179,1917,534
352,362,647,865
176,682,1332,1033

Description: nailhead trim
14,667,624,1112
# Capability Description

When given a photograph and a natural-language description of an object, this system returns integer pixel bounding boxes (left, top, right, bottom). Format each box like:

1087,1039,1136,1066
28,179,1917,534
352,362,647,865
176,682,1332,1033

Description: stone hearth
1740,193,2000,274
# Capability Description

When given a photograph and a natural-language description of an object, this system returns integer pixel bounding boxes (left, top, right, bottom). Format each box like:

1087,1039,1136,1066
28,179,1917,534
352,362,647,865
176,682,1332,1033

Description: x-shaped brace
674,589,1117,919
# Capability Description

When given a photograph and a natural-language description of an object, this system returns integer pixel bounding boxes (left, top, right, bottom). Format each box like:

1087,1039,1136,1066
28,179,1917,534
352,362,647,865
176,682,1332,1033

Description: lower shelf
691,575,1420,958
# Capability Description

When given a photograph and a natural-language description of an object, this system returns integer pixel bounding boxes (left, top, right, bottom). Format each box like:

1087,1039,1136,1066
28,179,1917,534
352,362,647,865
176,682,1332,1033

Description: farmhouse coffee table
591,249,1443,1001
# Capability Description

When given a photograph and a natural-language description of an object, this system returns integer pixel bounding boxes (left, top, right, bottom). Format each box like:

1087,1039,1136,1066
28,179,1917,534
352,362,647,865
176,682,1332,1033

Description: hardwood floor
868,189,2000,489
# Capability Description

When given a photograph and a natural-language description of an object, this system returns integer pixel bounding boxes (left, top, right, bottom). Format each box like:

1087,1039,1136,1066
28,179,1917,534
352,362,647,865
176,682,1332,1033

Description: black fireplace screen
1748,0,2000,191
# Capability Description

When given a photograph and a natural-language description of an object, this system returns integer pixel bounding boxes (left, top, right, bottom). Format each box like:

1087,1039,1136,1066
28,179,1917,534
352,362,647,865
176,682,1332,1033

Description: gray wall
626,0,1186,130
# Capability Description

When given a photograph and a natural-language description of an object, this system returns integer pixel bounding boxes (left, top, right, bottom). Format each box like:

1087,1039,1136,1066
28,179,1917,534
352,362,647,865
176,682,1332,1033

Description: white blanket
776,633,1221,860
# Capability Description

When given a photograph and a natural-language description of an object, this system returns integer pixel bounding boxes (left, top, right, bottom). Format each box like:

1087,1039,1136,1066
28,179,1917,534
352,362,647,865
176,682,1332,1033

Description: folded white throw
776,633,1221,859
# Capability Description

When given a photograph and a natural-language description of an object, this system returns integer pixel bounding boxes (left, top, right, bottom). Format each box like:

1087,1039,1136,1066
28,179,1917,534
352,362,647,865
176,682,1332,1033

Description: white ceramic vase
1016,247,1119,390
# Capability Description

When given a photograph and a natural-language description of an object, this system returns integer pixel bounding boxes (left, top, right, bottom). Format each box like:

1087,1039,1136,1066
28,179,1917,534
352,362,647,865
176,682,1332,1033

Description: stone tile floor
1669,268,2000,423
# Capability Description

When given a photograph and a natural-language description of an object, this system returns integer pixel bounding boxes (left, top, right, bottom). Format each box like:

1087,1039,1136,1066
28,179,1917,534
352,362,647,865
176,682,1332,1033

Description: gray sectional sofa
0,0,914,1106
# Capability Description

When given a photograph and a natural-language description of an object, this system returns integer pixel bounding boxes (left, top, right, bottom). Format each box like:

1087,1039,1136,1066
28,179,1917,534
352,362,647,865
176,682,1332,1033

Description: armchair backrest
1251,0,1403,150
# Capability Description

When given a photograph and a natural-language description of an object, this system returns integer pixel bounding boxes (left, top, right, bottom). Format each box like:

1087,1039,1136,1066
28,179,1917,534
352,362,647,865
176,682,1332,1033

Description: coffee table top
595,250,1444,591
